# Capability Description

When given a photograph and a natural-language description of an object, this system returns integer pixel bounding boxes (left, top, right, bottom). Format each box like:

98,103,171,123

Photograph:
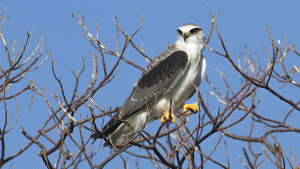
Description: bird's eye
190,28,199,34
177,29,182,36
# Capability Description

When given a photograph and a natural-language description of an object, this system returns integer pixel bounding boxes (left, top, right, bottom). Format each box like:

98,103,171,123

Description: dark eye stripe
190,28,201,34
177,29,182,35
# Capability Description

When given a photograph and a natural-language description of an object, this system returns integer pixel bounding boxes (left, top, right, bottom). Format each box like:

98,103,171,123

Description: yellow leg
183,103,199,115
160,109,177,123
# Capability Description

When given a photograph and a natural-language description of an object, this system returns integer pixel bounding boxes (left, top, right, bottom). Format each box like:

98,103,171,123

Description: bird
91,23,206,148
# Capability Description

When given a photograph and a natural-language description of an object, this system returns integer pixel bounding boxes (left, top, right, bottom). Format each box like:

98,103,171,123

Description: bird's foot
183,103,199,115
160,109,177,123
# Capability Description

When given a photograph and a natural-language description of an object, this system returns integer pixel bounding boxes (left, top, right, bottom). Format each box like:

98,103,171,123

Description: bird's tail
103,123,136,149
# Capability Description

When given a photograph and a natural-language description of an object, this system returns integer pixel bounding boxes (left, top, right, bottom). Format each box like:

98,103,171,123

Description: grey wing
100,48,189,137
120,50,189,118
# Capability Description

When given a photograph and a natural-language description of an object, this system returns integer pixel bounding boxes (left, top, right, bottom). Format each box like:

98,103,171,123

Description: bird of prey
91,23,206,148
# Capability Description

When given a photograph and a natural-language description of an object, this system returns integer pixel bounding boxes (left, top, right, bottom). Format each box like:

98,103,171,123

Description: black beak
183,33,189,41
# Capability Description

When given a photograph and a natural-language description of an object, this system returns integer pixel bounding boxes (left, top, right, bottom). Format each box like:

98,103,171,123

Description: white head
176,23,205,47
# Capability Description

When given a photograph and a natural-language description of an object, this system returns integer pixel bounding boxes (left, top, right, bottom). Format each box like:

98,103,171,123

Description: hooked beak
183,33,189,41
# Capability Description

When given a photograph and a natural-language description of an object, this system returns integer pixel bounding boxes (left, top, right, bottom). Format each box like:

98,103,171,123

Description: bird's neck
176,41,204,61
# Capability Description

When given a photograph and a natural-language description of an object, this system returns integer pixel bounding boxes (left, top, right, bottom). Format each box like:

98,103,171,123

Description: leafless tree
0,7,299,169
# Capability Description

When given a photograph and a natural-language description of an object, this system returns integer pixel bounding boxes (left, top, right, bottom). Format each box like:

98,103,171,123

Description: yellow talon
183,103,199,115
160,109,177,123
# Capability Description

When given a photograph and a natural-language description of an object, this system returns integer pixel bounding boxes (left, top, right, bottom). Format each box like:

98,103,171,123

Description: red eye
191,28,199,34
177,29,182,36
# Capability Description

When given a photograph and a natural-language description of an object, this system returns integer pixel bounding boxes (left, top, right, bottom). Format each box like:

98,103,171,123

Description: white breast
150,43,206,120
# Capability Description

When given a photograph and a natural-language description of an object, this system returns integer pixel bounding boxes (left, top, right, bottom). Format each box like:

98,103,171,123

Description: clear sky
1,0,299,168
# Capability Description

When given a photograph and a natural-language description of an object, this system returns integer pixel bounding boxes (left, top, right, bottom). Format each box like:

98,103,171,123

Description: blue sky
1,1,299,168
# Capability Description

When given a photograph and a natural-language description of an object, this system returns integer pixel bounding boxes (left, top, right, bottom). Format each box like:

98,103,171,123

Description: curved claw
160,109,177,123
183,103,199,115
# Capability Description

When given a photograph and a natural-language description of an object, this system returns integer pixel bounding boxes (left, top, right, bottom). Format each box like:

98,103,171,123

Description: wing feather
121,49,189,118
101,46,189,136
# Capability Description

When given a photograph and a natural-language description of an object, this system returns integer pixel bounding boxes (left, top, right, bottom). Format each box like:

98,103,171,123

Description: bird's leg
183,102,199,115
160,109,177,123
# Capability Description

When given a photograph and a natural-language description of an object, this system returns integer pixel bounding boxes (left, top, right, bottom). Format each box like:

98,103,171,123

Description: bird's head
177,23,205,45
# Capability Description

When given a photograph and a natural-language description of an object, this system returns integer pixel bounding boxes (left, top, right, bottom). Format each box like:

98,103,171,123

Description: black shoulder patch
138,51,188,89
